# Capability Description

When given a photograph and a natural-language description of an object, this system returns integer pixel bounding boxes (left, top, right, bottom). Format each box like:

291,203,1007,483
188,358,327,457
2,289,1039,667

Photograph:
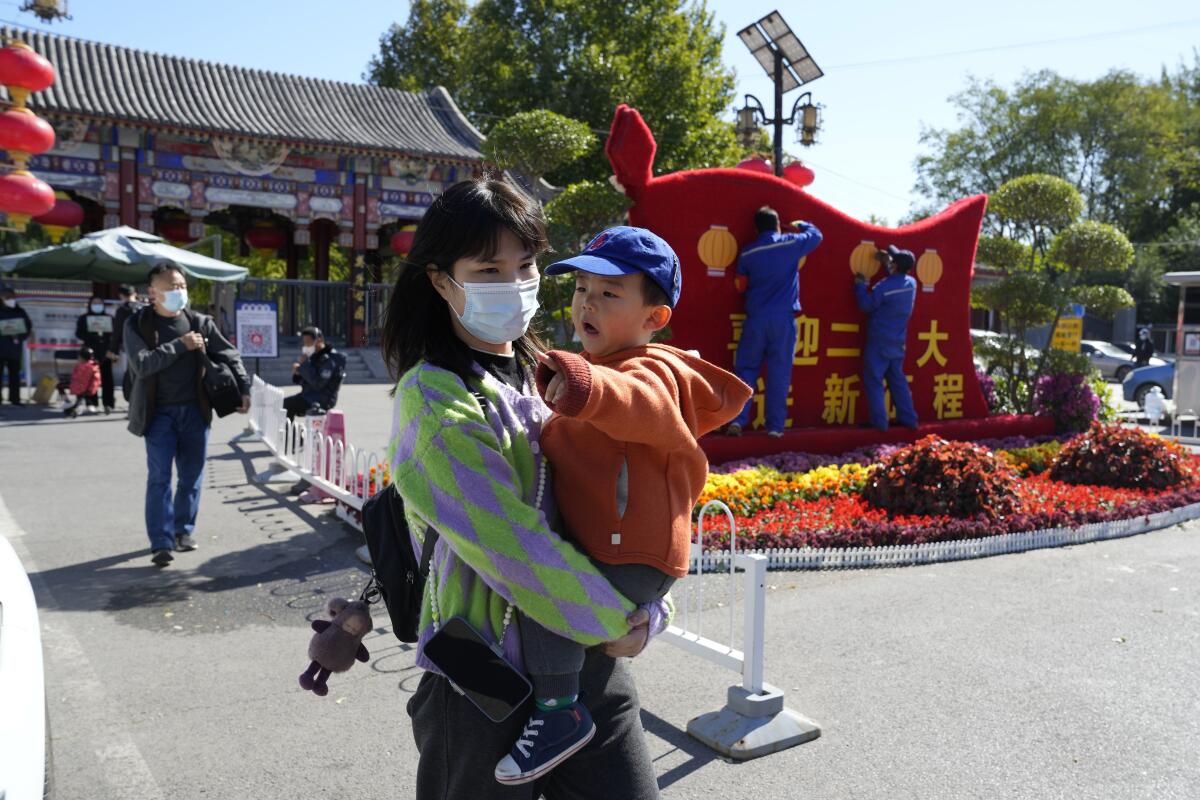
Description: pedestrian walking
0,285,32,406
76,294,117,413
124,262,250,566
1133,327,1155,367
382,179,664,799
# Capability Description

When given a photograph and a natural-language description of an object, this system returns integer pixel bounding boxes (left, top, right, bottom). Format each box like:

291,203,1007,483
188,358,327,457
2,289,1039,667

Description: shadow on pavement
640,708,722,789
27,440,370,635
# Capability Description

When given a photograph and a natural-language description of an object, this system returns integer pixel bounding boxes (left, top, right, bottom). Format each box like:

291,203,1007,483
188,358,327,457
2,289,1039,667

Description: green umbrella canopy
0,226,248,283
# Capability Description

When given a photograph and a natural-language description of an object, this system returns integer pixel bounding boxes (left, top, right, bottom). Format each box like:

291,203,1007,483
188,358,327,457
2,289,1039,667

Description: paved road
1,386,1197,799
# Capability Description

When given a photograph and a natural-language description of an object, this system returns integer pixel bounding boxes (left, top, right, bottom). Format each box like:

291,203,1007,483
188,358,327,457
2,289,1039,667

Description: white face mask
160,288,188,313
448,275,541,345
301,345,316,357
2,298,14,309
90,303,104,314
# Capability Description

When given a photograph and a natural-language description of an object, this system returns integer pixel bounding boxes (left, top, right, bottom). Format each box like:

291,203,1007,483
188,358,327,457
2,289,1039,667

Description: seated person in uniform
284,326,347,420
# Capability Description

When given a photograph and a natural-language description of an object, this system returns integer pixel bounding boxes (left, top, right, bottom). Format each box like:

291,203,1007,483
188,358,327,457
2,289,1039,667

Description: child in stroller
64,346,101,417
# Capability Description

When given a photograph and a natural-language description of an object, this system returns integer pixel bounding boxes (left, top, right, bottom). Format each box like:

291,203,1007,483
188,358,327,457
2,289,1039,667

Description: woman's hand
603,607,650,658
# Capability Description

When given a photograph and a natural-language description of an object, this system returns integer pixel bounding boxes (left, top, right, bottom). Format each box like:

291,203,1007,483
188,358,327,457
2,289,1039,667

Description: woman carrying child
382,178,665,800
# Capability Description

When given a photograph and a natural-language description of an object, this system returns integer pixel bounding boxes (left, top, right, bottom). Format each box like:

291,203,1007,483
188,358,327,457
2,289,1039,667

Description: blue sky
7,0,1198,226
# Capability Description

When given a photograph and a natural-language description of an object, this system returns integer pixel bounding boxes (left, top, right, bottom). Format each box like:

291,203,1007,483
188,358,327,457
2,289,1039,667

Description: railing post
740,553,767,695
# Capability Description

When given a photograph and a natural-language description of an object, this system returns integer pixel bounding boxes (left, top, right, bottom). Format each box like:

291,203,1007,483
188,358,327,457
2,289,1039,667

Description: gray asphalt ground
1,384,1198,800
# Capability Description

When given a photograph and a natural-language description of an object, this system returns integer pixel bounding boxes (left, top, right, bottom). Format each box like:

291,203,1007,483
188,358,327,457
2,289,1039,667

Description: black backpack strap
418,525,439,577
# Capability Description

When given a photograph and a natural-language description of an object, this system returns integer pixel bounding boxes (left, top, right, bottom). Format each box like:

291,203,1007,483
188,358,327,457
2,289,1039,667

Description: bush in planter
863,435,1019,519
1031,372,1100,432
1048,424,1194,490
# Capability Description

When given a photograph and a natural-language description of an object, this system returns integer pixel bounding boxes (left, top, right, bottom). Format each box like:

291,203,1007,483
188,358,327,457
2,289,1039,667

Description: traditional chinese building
2,26,486,344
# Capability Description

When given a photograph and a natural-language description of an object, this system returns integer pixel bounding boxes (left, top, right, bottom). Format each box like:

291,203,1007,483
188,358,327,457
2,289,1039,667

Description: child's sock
535,694,578,712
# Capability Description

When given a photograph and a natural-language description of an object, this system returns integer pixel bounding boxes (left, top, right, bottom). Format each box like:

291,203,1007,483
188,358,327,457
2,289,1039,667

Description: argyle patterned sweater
389,361,660,675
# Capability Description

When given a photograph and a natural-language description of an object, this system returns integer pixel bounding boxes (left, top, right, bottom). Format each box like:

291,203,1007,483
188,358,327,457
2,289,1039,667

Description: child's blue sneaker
494,702,596,785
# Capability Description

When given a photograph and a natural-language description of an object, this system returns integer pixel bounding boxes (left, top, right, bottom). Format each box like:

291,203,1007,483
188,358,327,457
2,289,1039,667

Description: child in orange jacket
65,346,101,417
495,227,752,785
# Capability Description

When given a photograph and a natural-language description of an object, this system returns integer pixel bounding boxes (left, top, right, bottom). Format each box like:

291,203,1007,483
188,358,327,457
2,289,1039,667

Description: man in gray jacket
124,262,250,566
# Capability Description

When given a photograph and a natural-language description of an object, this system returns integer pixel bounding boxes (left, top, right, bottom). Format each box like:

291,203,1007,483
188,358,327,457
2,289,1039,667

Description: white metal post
740,553,767,694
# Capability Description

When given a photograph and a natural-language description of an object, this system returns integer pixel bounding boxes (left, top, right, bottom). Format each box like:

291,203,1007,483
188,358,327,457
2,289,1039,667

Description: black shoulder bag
361,487,437,643
187,311,242,418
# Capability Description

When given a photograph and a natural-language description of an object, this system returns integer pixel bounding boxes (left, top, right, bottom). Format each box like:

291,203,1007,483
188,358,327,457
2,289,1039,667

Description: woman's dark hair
380,179,549,386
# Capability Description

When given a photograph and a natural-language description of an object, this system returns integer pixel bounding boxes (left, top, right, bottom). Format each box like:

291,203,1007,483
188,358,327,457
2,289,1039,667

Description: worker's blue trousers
864,350,918,430
733,314,797,433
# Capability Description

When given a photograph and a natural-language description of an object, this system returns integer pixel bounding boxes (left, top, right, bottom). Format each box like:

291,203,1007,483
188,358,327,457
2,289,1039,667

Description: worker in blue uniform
855,245,920,431
728,206,823,437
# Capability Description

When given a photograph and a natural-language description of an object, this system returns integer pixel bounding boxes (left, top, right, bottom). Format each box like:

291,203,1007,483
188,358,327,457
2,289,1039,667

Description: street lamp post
735,11,824,177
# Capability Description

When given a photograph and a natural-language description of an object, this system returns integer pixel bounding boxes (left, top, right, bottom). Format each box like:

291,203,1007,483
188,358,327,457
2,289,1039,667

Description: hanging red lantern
33,192,83,242
0,41,56,110
0,107,55,169
158,218,197,244
736,157,773,174
245,224,286,258
0,169,55,231
783,161,815,188
390,224,416,257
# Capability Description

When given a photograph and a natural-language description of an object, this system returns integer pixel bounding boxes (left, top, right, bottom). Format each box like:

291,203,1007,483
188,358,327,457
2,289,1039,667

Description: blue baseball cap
545,226,682,307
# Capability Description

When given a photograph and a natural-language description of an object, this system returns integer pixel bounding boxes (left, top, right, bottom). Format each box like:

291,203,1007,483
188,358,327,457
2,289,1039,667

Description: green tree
971,175,1135,411
915,70,1185,242
366,0,741,183
483,110,597,201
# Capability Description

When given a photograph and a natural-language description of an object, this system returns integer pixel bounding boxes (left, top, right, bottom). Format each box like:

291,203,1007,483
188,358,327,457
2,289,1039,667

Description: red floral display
1049,424,1194,490
862,435,1019,519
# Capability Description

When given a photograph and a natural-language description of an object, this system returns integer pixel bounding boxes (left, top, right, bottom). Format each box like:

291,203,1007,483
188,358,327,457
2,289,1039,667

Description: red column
119,151,137,227
349,181,368,347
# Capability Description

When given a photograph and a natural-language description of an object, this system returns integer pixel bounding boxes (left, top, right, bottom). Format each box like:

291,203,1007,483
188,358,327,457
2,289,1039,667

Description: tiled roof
1,27,484,161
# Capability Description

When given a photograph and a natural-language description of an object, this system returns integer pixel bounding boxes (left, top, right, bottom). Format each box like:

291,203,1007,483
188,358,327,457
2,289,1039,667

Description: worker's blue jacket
737,223,823,316
854,273,917,360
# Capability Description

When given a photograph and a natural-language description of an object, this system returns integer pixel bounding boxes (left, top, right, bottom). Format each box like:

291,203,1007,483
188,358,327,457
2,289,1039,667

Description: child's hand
534,351,566,405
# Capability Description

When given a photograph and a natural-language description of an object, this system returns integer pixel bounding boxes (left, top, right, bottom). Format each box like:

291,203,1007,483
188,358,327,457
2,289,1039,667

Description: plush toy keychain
299,597,373,696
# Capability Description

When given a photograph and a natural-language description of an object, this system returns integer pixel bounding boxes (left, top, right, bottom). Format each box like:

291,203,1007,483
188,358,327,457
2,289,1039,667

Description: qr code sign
240,324,275,356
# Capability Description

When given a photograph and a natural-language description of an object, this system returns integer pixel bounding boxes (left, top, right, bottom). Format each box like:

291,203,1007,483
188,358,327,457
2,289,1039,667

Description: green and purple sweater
388,361,667,674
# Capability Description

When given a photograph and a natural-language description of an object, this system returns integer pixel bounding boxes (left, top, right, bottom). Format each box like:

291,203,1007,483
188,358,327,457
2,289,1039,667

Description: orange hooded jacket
537,344,752,578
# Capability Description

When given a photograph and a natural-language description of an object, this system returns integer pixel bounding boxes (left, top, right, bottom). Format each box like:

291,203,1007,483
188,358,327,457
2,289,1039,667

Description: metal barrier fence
244,376,816,760
248,377,386,509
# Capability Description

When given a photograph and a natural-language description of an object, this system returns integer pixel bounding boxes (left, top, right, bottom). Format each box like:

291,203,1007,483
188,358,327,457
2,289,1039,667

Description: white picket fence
247,376,386,512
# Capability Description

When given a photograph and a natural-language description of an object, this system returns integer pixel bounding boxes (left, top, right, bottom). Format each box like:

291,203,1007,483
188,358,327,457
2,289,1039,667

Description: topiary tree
483,110,596,206
973,174,1136,413
539,180,632,342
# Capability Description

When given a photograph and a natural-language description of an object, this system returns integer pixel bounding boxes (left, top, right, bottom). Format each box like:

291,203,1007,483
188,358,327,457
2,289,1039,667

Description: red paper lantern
0,169,55,231
736,157,773,174
245,224,286,258
33,192,83,242
390,225,416,257
0,41,55,110
0,108,55,169
158,218,197,244
783,161,815,188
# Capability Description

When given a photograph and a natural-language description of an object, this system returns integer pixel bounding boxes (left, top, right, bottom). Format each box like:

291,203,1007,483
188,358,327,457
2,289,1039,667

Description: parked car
0,531,51,799
970,329,1041,378
1123,362,1174,407
1082,340,1166,382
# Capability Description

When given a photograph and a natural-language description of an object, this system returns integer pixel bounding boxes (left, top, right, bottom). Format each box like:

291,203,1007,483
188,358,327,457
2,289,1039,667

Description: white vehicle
0,532,51,799
970,329,1041,378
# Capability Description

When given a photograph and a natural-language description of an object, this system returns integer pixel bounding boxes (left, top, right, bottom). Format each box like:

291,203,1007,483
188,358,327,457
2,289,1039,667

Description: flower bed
697,427,1199,551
